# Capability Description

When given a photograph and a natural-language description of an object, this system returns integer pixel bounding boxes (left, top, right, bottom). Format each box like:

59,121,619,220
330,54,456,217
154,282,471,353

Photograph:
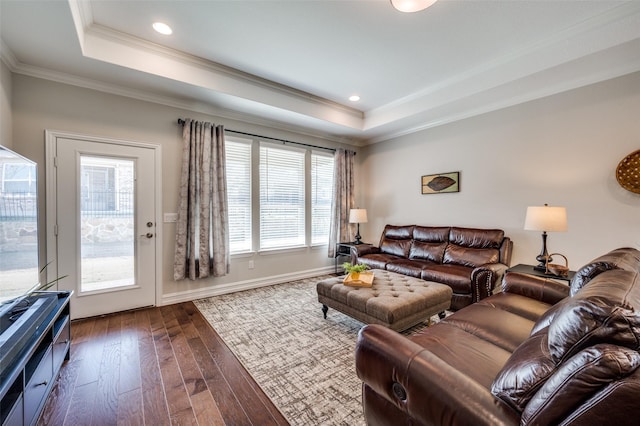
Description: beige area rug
194,275,443,426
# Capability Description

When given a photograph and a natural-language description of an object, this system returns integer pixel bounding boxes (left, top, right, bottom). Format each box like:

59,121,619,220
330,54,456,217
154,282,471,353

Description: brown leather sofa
351,225,513,310
355,247,640,426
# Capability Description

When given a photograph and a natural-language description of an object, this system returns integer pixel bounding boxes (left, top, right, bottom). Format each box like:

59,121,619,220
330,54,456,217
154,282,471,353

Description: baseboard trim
161,266,335,305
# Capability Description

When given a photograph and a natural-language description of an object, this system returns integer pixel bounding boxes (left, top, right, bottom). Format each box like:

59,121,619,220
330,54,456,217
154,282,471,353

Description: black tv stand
1,291,71,426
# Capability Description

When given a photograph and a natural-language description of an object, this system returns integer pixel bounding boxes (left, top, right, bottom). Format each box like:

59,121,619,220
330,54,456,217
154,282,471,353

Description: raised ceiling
2,0,640,144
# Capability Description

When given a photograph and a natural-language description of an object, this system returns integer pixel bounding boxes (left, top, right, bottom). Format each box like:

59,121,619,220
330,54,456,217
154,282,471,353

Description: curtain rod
177,118,338,153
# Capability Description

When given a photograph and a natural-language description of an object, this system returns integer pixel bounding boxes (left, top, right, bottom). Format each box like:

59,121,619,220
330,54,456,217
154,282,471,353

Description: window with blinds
226,139,252,253
311,152,334,245
259,144,305,250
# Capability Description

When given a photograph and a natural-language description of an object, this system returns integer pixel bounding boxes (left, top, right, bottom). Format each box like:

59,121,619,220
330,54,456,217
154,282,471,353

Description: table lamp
349,209,368,245
524,204,567,272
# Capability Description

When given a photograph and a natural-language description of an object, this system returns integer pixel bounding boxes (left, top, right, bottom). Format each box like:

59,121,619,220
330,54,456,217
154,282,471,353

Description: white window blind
259,144,305,249
311,152,334,245
226,139,252,253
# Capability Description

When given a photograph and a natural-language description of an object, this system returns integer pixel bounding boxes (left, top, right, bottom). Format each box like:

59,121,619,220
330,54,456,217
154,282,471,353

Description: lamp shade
524,205,567,232
349,209,368,224
391,0,438,13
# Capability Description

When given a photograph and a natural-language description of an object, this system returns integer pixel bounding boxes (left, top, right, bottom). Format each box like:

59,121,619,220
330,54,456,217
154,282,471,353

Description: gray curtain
174,119,230,280
328,148,356,258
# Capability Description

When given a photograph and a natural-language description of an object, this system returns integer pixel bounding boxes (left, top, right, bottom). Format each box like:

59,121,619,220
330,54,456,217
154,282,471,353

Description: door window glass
80,156,135,292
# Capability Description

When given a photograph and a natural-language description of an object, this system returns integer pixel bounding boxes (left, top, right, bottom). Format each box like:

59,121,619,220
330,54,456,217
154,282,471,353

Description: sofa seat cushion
358,253,402,270
442,304,536,352
410,323,512,388
420,264,473,294
479,293,554,323
386,259,434,278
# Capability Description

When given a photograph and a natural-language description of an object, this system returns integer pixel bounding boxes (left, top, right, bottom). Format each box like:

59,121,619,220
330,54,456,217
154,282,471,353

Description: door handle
140,233,154,239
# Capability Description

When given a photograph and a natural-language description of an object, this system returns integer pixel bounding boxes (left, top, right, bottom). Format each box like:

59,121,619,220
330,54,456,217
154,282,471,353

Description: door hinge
53,157,58,168
54,224,58,236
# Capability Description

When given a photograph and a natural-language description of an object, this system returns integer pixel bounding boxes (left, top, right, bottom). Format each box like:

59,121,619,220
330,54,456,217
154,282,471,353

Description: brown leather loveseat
355,247,640,425
351,225,513,310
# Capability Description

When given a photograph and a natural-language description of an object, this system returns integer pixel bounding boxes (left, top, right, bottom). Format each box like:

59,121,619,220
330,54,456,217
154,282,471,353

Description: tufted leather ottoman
316,269,452,331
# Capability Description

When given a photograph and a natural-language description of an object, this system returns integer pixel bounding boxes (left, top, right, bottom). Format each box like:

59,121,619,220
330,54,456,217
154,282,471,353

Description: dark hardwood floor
38,302,289,426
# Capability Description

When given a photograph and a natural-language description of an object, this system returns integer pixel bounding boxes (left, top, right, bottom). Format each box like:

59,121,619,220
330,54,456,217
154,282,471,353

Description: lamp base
532,231,551,274
533,263,548,273
353,223,362,244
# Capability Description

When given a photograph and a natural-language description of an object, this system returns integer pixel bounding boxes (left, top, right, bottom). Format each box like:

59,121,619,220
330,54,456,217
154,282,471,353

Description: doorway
46,131,161,319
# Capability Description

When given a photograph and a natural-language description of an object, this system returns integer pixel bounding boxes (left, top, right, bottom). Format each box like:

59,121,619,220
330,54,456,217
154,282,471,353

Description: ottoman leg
322,304,329,319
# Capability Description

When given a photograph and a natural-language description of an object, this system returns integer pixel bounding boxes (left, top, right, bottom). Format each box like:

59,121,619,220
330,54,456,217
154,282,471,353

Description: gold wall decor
421,171,460,194
616,149,640,194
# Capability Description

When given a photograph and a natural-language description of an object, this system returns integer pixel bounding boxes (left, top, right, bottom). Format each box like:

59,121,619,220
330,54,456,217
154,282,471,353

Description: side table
335,242,371,274
506,263,576,283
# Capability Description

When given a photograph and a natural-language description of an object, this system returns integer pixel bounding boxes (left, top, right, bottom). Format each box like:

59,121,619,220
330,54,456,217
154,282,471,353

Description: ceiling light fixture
391,0,438,13
152,22,173,35
349,95,360,102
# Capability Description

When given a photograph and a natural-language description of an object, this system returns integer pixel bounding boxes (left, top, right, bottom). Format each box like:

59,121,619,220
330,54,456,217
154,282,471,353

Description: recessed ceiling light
349,95,360,102
153,22,173,35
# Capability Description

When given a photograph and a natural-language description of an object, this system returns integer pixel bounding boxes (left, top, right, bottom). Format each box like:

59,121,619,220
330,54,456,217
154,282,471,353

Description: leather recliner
355,247,640,425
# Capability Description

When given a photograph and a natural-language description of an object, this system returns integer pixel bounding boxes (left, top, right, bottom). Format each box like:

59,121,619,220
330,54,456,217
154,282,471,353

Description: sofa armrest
350,244,380,264
355,324,519,426
471,263,509,302
502,272,569,305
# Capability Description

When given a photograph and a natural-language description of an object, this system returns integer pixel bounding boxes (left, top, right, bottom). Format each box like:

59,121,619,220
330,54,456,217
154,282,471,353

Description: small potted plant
342,262,369,280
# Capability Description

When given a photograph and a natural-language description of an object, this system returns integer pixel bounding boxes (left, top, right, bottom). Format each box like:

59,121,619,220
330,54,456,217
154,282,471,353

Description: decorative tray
343,271,374,287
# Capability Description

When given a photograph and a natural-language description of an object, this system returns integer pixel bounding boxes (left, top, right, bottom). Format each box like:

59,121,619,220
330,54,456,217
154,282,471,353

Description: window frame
225,137,253,254
258,141,307,251
310,150,335,247
224,135,336,256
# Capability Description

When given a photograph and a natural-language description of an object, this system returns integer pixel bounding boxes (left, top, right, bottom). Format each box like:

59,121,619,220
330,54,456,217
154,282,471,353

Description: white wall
360,72,640,269
10,74,358,303
0,59,12,149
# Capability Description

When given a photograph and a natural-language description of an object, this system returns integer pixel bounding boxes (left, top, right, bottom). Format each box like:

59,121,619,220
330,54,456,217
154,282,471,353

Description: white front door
46,132,160,319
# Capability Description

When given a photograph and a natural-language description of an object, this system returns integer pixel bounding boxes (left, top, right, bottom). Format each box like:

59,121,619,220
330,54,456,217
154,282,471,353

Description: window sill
258,246,307,256
230,251,256,259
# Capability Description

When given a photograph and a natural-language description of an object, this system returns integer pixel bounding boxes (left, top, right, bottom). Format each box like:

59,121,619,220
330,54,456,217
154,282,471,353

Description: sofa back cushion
570,247,640,296
409,241,447,263
491,328,556,412
521,344,640,425
547,270,640,363
379,225,414,258
449,227,504,249
441,227,503,267
413,226,450,243
409,227,449,262
443,244,500,268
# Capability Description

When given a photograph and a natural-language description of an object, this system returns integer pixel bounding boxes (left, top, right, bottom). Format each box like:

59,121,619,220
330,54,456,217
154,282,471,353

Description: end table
335,242,370,274
506,263,576,283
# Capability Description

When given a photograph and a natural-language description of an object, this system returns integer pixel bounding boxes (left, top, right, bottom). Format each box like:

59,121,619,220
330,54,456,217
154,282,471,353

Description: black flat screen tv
0,144,39,311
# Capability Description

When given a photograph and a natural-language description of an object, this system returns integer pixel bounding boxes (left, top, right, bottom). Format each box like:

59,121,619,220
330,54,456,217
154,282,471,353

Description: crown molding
0,39,19,71
364,2,640,133
66,0,364,132
2,42,361,146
